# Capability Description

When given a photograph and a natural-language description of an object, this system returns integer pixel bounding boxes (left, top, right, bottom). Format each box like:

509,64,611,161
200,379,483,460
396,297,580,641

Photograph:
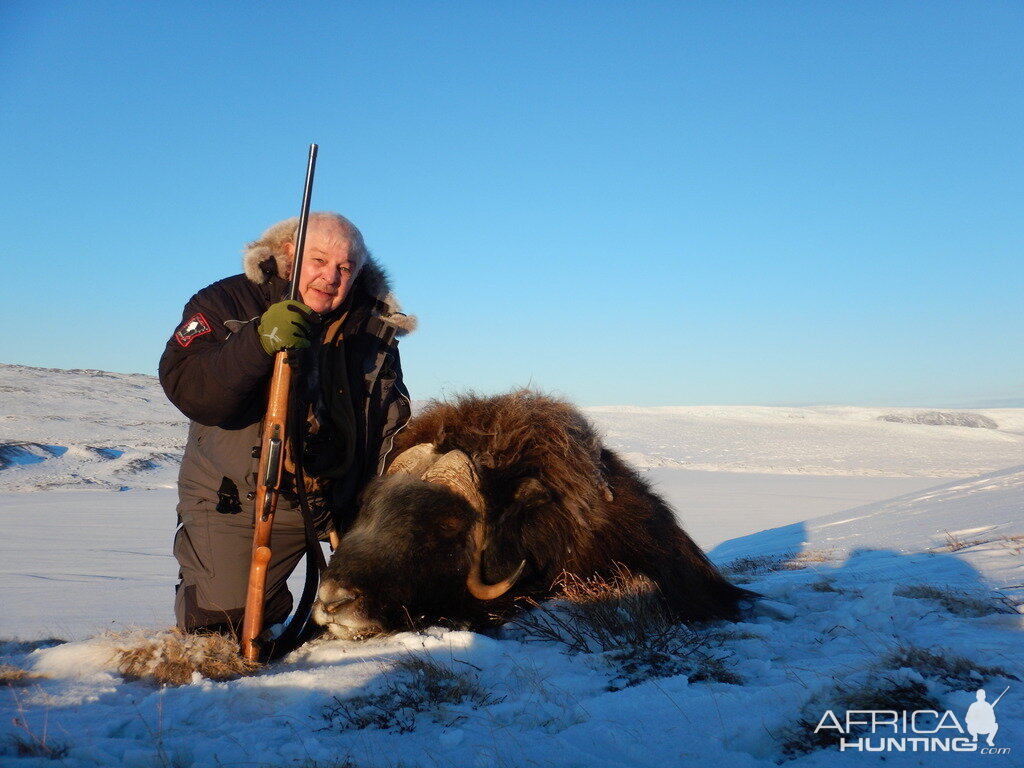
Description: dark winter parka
159,247,414,533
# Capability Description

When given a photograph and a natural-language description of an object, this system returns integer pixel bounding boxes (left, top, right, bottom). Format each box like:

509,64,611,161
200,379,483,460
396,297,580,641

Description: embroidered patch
175,313,213,347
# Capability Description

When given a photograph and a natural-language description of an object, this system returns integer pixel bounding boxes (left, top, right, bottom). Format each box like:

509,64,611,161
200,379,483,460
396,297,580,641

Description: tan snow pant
173,492,308,635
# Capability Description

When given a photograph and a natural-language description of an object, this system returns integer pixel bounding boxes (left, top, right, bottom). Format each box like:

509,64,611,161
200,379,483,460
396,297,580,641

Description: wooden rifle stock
241,143,318,662
240,354,293,660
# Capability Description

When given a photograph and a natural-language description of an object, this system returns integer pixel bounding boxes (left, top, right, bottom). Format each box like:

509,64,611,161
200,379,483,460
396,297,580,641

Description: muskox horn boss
386,443,440,477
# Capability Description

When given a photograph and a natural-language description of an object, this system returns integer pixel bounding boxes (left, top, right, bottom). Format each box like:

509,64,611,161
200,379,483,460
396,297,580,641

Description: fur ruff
396,390,609,529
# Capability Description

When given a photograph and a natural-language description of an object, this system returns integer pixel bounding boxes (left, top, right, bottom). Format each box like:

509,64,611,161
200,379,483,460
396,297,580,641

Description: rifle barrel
288,143,319,301
992,686,1009,707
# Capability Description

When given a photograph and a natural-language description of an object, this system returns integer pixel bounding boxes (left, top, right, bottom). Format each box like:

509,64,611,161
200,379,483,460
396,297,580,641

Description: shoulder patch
175,313,213,347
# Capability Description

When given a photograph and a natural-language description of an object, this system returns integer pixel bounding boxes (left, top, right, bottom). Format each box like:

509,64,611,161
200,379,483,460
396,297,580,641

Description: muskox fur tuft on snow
313,391,751,639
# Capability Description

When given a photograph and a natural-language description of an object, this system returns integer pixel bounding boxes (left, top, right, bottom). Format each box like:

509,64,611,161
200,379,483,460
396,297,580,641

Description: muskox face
313,446,528,639
313,475,479,638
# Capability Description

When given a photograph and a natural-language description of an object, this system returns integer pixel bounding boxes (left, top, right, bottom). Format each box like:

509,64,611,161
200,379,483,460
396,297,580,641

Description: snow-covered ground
0,365,183,492
1,364,1022,766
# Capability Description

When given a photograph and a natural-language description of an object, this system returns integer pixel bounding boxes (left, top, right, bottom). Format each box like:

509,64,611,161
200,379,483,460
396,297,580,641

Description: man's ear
281,241,296,279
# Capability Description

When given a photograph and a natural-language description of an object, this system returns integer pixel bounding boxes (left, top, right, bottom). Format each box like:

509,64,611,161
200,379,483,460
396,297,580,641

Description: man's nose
325,268,342,287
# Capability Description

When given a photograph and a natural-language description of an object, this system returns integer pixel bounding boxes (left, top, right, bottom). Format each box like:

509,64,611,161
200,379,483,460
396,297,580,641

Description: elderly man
159,213,414,634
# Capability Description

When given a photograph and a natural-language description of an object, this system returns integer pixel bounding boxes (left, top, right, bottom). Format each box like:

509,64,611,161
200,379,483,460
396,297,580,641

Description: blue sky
2,1,1021,406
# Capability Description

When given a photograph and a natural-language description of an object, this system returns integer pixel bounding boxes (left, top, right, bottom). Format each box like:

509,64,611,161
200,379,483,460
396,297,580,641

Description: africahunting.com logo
814,687,1011,755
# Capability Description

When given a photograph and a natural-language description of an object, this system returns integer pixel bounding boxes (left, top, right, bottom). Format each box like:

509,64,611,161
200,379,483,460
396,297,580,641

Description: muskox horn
465,518,527,601
386,443,440,477
420,450,526,601
420,449,486,512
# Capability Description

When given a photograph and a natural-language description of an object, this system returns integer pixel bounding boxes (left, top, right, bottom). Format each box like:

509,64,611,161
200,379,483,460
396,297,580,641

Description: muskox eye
514,477,551,506
439,516,463,534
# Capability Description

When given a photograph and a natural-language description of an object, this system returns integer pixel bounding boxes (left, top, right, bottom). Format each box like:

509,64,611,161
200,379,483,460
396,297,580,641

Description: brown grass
321,654,498,734
809,578,841,593
512,566,677,653
7,690,70,759
114,628,258,687
0,663,39,687
722,549,835,580
940,529,992,552
895,584,1016,618
511,565,740,689
998,535,1024,556
882,644,1019,686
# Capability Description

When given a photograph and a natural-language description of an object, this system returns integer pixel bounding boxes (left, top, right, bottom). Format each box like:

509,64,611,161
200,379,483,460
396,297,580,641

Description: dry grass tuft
6,691,70,760
321,654,498,734
114,628,258,687
882,644,1019,687
841,676,940,712
511,566,740,689
0,663,41,687
7,730,70,760
809,578,841,593
998,535,1024,556
722,549,835,581
939,529,992,552
512,567,681,653
895,584,1015,618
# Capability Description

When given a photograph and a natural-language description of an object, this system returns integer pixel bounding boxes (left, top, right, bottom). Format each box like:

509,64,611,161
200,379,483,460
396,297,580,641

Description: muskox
312,391,749,639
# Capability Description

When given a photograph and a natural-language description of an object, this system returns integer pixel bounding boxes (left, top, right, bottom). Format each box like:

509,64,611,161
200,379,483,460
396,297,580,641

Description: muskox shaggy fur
313,391,750,639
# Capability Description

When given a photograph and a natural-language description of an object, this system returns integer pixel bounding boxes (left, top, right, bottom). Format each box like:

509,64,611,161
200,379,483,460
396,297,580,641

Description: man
159,212,414,634
966,688,1000,747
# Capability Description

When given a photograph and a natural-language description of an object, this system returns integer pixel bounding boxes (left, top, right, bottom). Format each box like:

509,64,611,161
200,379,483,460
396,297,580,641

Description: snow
0,365,183,492
1,363,1022,766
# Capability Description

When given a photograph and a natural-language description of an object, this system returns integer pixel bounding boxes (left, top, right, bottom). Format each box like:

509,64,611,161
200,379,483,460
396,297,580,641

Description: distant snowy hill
0,364,185,491
3,363,1022,492
590,404,1024,477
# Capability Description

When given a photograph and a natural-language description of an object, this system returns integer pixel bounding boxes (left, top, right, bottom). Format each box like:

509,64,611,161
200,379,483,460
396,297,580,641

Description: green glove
257,300,318,355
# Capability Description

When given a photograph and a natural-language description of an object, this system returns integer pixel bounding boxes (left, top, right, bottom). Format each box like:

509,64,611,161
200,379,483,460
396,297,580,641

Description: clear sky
2,1,1021,407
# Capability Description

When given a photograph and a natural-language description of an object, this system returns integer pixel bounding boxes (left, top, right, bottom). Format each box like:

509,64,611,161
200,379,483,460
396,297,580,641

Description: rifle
991,686,1009,708
241,143,318,662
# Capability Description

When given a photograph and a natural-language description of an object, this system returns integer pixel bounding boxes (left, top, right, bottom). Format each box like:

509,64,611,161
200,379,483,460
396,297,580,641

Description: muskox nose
317,583,362,615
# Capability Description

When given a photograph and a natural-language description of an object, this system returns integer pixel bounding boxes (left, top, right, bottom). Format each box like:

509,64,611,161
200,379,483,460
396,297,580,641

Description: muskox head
312,445,526,639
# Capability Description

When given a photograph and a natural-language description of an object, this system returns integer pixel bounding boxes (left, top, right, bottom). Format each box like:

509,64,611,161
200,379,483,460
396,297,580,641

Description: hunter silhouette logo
813,686,1011,755
966,687,1008,747
175,313,212,347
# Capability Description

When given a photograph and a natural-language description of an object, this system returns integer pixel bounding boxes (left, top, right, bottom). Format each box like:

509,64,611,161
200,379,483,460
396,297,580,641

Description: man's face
288,221,362,315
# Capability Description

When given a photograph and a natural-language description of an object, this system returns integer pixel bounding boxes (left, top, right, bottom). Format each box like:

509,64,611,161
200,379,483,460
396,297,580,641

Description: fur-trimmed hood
242,215,416,336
